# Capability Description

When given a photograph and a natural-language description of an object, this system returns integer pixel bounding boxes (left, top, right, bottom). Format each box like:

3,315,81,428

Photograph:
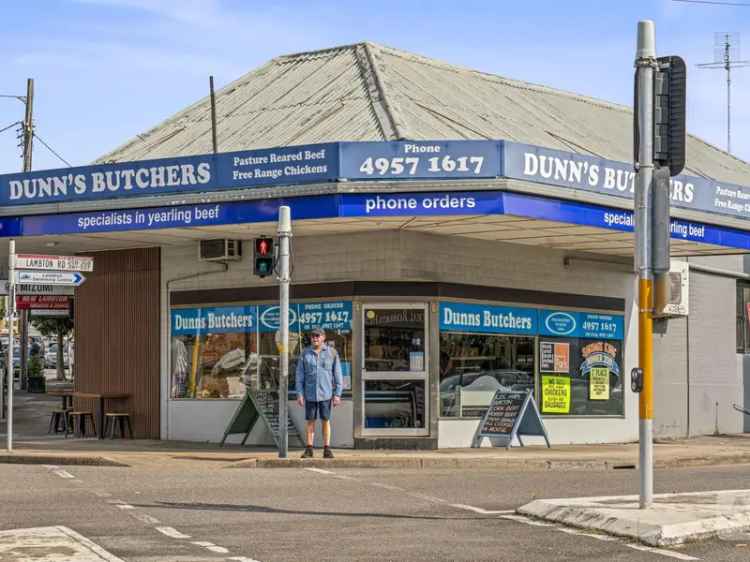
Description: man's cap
310,327,325,336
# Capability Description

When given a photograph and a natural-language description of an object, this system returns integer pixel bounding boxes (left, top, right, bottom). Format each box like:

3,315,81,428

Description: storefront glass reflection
364,308,425,372
439,333,534,418
364,380,426,429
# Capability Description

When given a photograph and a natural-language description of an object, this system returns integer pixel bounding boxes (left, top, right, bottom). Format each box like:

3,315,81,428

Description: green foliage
28,355,44,378
30,317,73,338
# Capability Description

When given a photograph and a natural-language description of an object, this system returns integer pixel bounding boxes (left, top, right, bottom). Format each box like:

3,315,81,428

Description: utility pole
19,79,33,391
277,206,292,458
6,239,15,452
697,33,750,155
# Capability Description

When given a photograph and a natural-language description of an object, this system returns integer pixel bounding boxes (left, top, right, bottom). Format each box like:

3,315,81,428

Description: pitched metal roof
96,42,750,185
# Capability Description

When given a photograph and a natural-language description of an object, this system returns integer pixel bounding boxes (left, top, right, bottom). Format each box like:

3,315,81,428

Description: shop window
170,301,353,400
737,281,750,354
170,306,257,400
439,333,534,418
539,338,624,416
364,308,426,372
364,380,426,429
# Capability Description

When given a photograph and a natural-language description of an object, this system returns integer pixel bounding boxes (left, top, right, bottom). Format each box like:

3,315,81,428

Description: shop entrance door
361,304,429,436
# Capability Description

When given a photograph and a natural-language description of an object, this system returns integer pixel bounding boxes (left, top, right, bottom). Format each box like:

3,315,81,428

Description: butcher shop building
2,42,750,449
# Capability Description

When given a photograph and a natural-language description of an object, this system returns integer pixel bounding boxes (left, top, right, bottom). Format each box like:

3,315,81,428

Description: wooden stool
104,413,133,439
47,409,71,434
68,411,96,438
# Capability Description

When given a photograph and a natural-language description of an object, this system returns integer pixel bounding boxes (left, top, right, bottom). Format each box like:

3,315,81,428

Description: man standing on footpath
295,327,343,458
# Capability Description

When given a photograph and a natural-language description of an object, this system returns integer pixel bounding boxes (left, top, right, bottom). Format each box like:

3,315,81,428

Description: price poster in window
542,375,571,414
540,341,570,374
589,367,610,400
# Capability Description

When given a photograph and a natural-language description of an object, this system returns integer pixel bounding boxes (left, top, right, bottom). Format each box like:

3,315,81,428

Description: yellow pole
639,279,653,420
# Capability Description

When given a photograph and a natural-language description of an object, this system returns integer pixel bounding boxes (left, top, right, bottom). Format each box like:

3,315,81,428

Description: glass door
361,304,429,436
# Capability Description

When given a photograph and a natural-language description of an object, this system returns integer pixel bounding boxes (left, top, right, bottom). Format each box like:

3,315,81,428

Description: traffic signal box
254,237,275,277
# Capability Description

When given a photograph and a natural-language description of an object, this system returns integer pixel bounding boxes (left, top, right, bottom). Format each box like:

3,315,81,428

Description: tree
30,317,73,381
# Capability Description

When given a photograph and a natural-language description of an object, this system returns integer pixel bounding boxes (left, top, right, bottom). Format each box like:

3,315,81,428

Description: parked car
45,343,69,369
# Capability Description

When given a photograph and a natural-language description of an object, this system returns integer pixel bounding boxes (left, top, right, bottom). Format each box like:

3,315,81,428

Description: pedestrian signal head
254,236,275,277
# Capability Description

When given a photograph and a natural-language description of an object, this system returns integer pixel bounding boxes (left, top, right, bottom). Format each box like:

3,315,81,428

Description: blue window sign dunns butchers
0,143,338,207
258,301,353,333
439,302,537,335
171,306,256,336
339,140,501,180
539,310,624,340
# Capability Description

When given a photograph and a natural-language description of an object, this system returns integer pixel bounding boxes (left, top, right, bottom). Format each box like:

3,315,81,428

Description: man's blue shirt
295,345,343,402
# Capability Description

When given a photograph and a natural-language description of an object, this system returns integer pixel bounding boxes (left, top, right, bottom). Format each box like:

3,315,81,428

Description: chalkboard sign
474,390,550,449
220,390,302,448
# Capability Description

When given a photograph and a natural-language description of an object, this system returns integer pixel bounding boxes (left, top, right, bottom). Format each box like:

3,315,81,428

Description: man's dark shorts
305,399,332,421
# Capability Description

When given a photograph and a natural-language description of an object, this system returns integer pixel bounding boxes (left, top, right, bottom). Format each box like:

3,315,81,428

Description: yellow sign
542,375,570,414
589,367,610,400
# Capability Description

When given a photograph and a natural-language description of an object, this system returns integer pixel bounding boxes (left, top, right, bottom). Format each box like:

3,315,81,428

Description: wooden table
47,389,74,410
72,392,130,439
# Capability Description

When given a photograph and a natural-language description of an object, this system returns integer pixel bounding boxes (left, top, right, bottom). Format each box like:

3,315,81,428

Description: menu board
476,390,550,448
477,391,527,437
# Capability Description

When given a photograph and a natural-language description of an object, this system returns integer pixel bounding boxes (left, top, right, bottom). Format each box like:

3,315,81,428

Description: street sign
29,309,70,317
14,271,85,286
0,281,75,296
15,254,93,272
15,295,70,310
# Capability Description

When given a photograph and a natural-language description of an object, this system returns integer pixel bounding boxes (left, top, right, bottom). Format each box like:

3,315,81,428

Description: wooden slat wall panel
73,248,161,438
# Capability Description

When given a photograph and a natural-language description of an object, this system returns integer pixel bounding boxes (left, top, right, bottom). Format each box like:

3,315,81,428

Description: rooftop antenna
697,32,750,155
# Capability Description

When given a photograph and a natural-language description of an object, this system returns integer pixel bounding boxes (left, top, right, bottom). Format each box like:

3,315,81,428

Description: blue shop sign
439,302,537,335
340,140,501,180
259,301,353,333
171,306,256,336
539,310,623,340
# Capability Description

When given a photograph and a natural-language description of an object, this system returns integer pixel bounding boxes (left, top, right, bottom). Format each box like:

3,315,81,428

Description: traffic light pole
277,206,292,459
635,20,656,509
6,240,15,452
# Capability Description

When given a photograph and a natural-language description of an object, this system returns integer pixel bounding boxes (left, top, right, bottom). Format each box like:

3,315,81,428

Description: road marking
626,543,700,560
0,526,124,561
228,557,263,562
44,465,76,479
115,504,135,510
155,526,191,539
131,512,161,525
304,467,335,475
207,545,230,553
450,504,514,515
555,527,618,541
370,482,405,492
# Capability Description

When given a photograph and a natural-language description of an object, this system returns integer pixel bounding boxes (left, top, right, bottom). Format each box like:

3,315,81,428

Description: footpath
3,386,750,471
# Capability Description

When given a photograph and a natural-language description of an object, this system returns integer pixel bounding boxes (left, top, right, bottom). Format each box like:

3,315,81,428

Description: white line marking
626,543,700,561
370,482,404,492
115,504,135,510
155,526,191,539
44,465,75,479
409,493,448,504
94,491,112,497
207,545,229,553
228,557,263,562
304,467,335,475
450,504,515,515
191,541,214,547
131,513,160,525
555,527,618,541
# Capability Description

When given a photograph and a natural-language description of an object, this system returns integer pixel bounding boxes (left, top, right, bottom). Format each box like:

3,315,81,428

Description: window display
364,308,425,372
171,300,353,399
539,338,624,416
439,333,534,418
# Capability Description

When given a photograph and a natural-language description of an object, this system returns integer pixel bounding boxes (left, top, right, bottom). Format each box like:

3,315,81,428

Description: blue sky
1,0,749,173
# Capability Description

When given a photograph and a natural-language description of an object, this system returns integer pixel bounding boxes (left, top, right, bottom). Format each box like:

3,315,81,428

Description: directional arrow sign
14,270,85,286
15,254,94,272
0,281,75,296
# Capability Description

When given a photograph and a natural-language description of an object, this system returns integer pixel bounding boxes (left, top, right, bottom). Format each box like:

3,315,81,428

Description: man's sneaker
301,446,314,459
323,446,334,459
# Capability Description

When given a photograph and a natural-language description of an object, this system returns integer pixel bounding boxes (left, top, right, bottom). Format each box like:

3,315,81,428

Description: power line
33,131,72,167
673,0,750,5
0,121,21,135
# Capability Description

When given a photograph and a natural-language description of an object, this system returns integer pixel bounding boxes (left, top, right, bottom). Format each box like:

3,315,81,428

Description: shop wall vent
655,260,689,317
198,239,242,262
